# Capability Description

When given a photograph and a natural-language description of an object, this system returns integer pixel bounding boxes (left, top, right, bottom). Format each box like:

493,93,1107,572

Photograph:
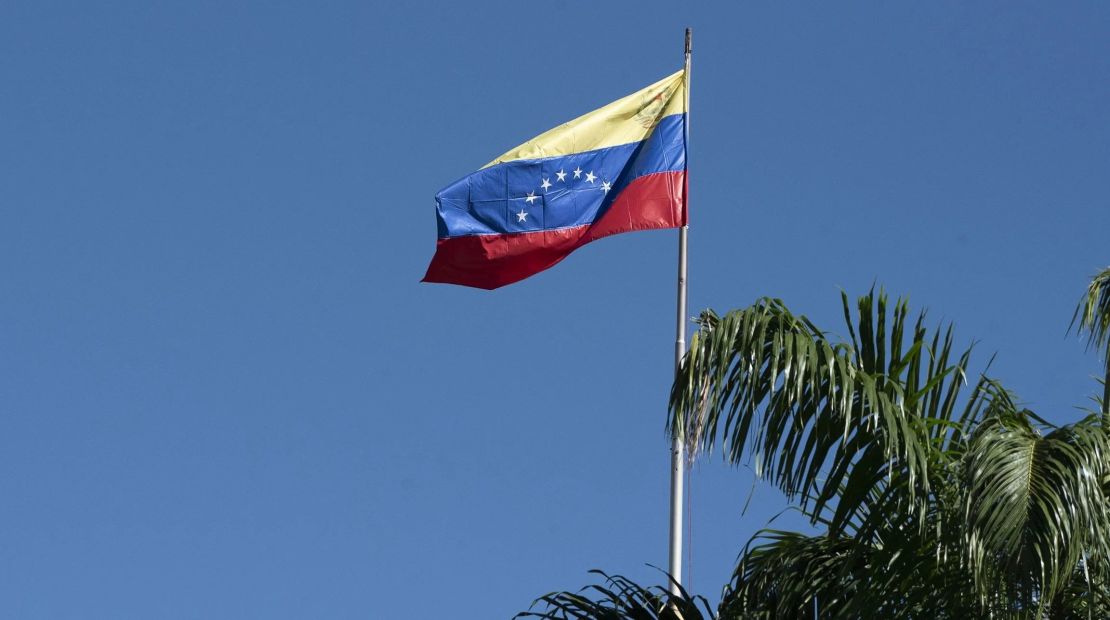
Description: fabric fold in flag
422,69,688,290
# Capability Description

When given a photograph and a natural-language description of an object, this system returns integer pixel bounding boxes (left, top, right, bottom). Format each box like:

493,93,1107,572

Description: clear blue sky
3,2,1109,618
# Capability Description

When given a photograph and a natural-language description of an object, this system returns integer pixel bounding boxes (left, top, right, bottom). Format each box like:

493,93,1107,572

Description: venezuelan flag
423,70,687,290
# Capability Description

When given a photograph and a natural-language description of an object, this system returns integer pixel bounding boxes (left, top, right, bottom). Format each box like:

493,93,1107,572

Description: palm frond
720,530,861,619
720,528,979,619
1072,267,1110,412
963,397,1110,615
514,570,715,620
668,290,973,537
1045,557,1110,620
1073,267,1110,356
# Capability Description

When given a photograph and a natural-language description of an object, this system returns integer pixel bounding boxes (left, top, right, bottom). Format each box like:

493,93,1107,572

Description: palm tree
517,269,1110,619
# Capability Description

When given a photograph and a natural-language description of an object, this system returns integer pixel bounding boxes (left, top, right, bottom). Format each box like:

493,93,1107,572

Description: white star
516,209,528,222
556,170,566,182
525,191,538,204
540,178,552,191
601,181,611,193
584,171,597,184
573,167,582,179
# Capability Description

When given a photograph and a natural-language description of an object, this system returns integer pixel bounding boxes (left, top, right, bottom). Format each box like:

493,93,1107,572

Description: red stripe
423,170,687,289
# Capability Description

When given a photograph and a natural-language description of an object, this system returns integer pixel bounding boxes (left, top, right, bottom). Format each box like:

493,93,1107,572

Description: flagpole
668,26,691,596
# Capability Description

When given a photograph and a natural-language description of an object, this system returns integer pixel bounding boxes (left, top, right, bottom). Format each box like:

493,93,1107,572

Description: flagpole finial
685,28,692,55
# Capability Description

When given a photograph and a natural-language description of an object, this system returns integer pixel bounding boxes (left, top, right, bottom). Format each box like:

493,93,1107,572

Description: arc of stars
517,162,618,228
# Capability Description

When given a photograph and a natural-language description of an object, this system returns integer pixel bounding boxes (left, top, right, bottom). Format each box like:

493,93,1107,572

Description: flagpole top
685,28,691,55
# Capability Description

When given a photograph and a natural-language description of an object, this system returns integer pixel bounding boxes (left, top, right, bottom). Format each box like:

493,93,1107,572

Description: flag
422,69,687,290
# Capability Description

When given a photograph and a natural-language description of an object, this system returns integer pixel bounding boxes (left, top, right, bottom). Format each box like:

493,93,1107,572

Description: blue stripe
434,113,686,239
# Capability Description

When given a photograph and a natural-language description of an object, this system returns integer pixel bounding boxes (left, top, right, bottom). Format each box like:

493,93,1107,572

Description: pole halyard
668,26,691,596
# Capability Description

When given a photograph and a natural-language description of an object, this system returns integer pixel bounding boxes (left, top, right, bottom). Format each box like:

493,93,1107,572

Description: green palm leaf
720,528,979,619
514,570,715,620
963,397,1110,615
1072,267,1110,412
668,290,972,538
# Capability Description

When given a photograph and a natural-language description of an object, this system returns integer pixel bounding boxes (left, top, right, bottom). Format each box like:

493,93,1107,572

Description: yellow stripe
482,69,686,168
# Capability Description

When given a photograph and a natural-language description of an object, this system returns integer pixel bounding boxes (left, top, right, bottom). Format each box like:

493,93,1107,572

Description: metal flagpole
668,26,691,596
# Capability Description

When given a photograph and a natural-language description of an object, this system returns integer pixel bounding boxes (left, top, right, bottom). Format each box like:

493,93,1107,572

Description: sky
2,1,1109,618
